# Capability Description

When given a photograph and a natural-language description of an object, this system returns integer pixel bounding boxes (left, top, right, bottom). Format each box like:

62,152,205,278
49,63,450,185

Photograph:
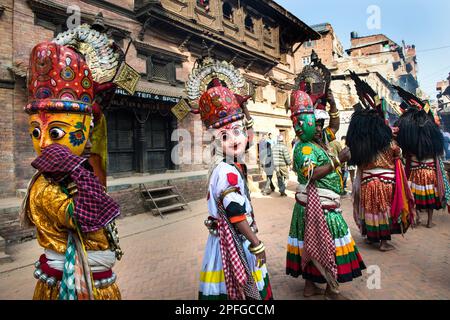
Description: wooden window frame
146,56,177,85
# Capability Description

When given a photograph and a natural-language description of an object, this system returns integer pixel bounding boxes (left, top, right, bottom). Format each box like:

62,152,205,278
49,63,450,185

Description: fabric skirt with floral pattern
359,179,405,242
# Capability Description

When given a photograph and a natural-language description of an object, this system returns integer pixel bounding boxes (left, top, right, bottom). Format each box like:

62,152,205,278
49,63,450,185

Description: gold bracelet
248,241,264,253
328,111,339,116
329,111,340,119
249,241,263,252
252,246,266,255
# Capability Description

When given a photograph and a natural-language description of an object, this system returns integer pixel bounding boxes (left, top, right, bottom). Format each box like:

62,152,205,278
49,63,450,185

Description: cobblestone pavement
1,179,450,300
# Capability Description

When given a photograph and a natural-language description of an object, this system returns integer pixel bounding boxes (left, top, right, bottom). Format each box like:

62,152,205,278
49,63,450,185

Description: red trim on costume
229,215,246,224
39,254,112,280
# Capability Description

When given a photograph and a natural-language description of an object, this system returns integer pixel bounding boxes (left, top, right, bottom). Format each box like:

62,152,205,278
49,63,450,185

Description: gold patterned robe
24,174,121,300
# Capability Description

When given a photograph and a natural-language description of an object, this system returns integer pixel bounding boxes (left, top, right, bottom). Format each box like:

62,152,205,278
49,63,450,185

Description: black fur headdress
396,108,443,160
393,86,443,160
346,109,392,166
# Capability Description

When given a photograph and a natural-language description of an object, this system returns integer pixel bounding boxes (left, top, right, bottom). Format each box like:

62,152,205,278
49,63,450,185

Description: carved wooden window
263,24,272,42
245,15,254,33
35,16,66,37
146,56,176,85
223,2,233,22
276,90,288,108
255,86,264,102
106,110,135,173
145,115,171,172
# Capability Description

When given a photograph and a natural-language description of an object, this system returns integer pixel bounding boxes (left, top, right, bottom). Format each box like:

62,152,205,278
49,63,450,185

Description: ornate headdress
346,71,392,166
393,86,443,160
290,90,314,117
26,23,138,184
26,42,94,114
185,57,250,129
27,24,125,114
293,50,331,120
393,85,431,114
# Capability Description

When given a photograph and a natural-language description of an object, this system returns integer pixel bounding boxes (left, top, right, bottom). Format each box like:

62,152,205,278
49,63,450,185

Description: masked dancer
185,57,272,300
20,23,131,300
394,86,450,228
286,57,366,300
347,72,415,252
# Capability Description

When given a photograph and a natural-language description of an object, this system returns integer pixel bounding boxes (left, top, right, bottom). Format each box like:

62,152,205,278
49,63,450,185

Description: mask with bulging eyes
215,121,248,159
28,111,92,156
293,113,316,142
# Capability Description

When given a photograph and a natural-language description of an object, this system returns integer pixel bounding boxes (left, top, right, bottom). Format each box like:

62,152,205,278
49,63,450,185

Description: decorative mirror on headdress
293,50,331,109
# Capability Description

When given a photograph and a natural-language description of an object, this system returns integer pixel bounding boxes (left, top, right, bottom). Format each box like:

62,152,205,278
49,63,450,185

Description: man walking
273,135,292,196
260,136,275,195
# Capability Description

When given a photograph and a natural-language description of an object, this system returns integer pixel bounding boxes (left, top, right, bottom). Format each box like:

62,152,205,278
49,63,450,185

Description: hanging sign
171,98,191,121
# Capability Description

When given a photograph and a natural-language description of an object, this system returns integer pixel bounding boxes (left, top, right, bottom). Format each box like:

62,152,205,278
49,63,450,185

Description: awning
135,81,187,98
115,81,187,103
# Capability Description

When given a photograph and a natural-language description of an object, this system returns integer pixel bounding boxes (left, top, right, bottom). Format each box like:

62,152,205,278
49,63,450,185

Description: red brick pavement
1,180,450,299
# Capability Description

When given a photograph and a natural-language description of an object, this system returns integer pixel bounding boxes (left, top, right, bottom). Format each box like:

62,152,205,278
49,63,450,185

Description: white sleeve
213,165,246,210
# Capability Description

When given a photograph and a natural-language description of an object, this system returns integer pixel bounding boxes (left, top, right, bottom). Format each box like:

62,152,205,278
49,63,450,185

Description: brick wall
294,31,334,72
0,175,208,244
349,34,390,57
0,0,15,196
0,88,15,196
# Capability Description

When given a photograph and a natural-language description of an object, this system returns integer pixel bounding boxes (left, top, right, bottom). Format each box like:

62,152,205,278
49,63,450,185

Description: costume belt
33,249,117,289
410,157,435,170
204,215,257,237
295,184,341,211
361,168,395,184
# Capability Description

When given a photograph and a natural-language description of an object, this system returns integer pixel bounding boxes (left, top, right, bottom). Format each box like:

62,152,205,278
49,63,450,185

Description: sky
275,0,450,98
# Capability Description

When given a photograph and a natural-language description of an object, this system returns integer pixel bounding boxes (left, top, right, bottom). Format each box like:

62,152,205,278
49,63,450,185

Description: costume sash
302,183,338,289
216,189,260,300
391,158,416,231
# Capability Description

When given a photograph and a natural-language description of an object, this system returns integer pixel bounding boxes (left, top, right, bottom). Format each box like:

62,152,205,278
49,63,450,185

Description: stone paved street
1,179,450,300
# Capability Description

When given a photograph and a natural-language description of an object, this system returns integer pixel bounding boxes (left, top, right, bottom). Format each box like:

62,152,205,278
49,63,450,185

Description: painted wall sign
115,88,181,103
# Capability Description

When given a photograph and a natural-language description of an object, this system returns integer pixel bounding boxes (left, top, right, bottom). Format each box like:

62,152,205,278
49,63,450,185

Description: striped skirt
410,167,442,210
199,236,273,300
286,203,366,283
359,179,404,242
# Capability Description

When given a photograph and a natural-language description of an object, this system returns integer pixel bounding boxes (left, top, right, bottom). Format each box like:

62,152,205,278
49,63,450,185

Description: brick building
0,0,318,243
345,33,419,95
294,22,344,72
325,31,421,139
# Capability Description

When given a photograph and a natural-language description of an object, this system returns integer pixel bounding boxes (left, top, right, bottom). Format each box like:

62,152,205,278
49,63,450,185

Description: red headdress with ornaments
186,57,250,129
290,90,314,118
26,42,94,114
26,23,138,186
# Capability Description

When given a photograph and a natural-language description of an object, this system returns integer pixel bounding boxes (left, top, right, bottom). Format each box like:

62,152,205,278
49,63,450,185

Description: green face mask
293,113,316,142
